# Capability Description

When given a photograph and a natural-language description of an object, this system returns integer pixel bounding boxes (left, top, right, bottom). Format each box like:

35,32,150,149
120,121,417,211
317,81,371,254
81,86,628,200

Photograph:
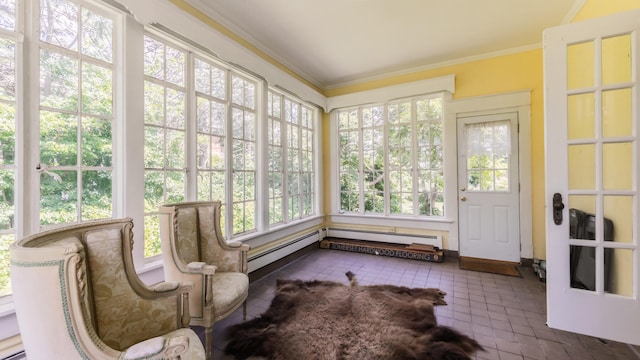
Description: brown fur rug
224,272,483,360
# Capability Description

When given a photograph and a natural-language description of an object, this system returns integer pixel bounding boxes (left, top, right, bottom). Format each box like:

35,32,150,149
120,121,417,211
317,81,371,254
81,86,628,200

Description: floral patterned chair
159,201,250,359
10,218,205,360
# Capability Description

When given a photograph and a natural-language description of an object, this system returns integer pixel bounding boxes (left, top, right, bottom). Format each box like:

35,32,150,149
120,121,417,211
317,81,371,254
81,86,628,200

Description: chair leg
205,325,213,359
243,300,247,320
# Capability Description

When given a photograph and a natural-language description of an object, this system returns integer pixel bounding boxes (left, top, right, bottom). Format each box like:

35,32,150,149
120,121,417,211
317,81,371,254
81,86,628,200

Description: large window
230,74,256,235
268,90,315,225
0,0,17,298
194,56,227,230
139,32,321,255
0,0,319,303
337,94,444,217
143,34,186,257
38,0,115,226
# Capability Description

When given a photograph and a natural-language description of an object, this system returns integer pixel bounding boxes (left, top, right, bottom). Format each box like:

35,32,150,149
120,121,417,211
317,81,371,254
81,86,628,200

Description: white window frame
328,76,456,232
0,0,324,334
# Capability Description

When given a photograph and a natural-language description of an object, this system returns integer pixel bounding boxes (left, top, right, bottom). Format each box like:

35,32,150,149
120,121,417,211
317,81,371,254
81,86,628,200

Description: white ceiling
186,0,582,89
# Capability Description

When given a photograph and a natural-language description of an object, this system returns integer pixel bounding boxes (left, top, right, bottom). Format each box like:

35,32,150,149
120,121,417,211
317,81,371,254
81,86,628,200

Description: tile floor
205,248,640,360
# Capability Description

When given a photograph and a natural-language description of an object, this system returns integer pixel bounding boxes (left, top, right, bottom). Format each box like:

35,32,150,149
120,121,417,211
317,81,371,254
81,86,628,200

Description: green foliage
0,233,13,298
144,215,161,258
339,98,445,216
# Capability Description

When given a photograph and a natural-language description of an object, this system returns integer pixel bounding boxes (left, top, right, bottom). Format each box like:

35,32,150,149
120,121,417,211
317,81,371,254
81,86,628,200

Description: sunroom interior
1,0,640,358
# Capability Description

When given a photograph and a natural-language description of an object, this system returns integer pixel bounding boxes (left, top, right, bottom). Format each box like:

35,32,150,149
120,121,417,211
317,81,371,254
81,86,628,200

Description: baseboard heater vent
321,237,443,263
248,230,320,272
326,228,442,249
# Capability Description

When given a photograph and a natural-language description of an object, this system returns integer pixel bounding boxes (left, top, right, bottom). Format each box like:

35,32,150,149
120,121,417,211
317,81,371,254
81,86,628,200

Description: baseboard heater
326,228,443,249
248,230,320,272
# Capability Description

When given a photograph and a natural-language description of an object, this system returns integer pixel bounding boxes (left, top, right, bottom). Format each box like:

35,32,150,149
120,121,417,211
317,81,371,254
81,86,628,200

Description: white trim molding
326,74,455,112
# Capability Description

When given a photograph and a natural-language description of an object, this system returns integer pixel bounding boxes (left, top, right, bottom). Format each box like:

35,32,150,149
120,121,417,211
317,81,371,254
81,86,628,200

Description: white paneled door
458,113,520,262
544,9,640,345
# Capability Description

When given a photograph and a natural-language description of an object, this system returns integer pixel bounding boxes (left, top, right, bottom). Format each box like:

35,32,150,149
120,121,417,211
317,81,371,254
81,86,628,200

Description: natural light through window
337,94,444,217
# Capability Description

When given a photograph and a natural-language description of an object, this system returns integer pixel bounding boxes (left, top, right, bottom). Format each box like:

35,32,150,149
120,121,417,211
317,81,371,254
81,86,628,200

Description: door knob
552,193,564,225
460,196,467,201
460,187,466,191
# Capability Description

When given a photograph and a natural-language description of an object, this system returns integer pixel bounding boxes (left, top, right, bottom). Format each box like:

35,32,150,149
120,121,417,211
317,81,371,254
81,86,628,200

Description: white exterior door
458,113,520,262
544,9,640,345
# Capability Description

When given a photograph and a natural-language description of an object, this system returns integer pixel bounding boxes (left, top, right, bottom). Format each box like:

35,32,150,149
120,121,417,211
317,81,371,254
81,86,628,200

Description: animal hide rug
225,272,483,360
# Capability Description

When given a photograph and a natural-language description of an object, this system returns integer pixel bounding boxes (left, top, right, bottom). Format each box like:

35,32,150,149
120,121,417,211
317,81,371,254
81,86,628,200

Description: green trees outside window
338,95,444,217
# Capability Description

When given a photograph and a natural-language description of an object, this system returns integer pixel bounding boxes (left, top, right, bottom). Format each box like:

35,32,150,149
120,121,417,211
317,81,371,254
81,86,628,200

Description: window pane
82,8,112,63
82,62,112,116
0,169,14,231
0,103,15,165
40,170,77,226
82,116,112,167
82,170,112,220
40,0,78,50
0,0,15,31
40,50,78,111
40,111,78,166
0,38,16,101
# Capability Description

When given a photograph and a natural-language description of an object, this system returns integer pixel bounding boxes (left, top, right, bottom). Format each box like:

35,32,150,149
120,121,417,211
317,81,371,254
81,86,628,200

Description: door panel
458,113,520,262
544,9,640,345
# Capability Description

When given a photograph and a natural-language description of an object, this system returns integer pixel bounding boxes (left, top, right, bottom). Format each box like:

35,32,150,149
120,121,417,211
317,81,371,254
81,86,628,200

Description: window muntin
143,34,186,257
230,75,256,235
268,90,315,225
337,95,444,217
0,0,16,299
195,56,227,233
38,0,114,226
267,91,284,225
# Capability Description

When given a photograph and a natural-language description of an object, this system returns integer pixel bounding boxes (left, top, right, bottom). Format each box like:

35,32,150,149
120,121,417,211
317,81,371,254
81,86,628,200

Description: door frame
446,91,532,258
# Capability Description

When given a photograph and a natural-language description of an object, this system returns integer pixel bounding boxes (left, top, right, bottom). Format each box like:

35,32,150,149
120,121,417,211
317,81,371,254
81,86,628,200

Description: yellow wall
324,0,640,260
325,49,547,257
175,0,640,260
572,0,640,22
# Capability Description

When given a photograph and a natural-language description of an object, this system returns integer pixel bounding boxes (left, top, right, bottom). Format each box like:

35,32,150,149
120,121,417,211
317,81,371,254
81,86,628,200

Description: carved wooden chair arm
120,330,199,360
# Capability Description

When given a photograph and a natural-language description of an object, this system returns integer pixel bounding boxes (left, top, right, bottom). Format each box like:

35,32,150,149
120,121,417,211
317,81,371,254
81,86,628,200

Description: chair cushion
211,272,249,318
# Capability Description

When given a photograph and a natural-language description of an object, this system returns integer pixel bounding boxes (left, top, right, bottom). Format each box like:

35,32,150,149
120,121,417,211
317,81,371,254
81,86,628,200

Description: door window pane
602,34,631,85
602,88,632,138
567,41,594,90
603,142,632,190
567,93,594,140
568,144,595,190
465,120,510,192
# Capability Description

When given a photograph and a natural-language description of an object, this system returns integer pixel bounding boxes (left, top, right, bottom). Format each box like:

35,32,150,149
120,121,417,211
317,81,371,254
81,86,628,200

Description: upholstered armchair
10,218,205,360
159,201,250,359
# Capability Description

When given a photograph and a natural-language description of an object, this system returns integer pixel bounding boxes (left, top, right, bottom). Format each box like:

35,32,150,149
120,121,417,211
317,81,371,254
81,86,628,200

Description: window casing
337,94,444,217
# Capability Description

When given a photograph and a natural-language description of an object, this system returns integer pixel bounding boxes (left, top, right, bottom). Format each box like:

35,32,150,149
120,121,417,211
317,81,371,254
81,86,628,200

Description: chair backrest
161,201,243,272
10,218,182,358
83,222,180,350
